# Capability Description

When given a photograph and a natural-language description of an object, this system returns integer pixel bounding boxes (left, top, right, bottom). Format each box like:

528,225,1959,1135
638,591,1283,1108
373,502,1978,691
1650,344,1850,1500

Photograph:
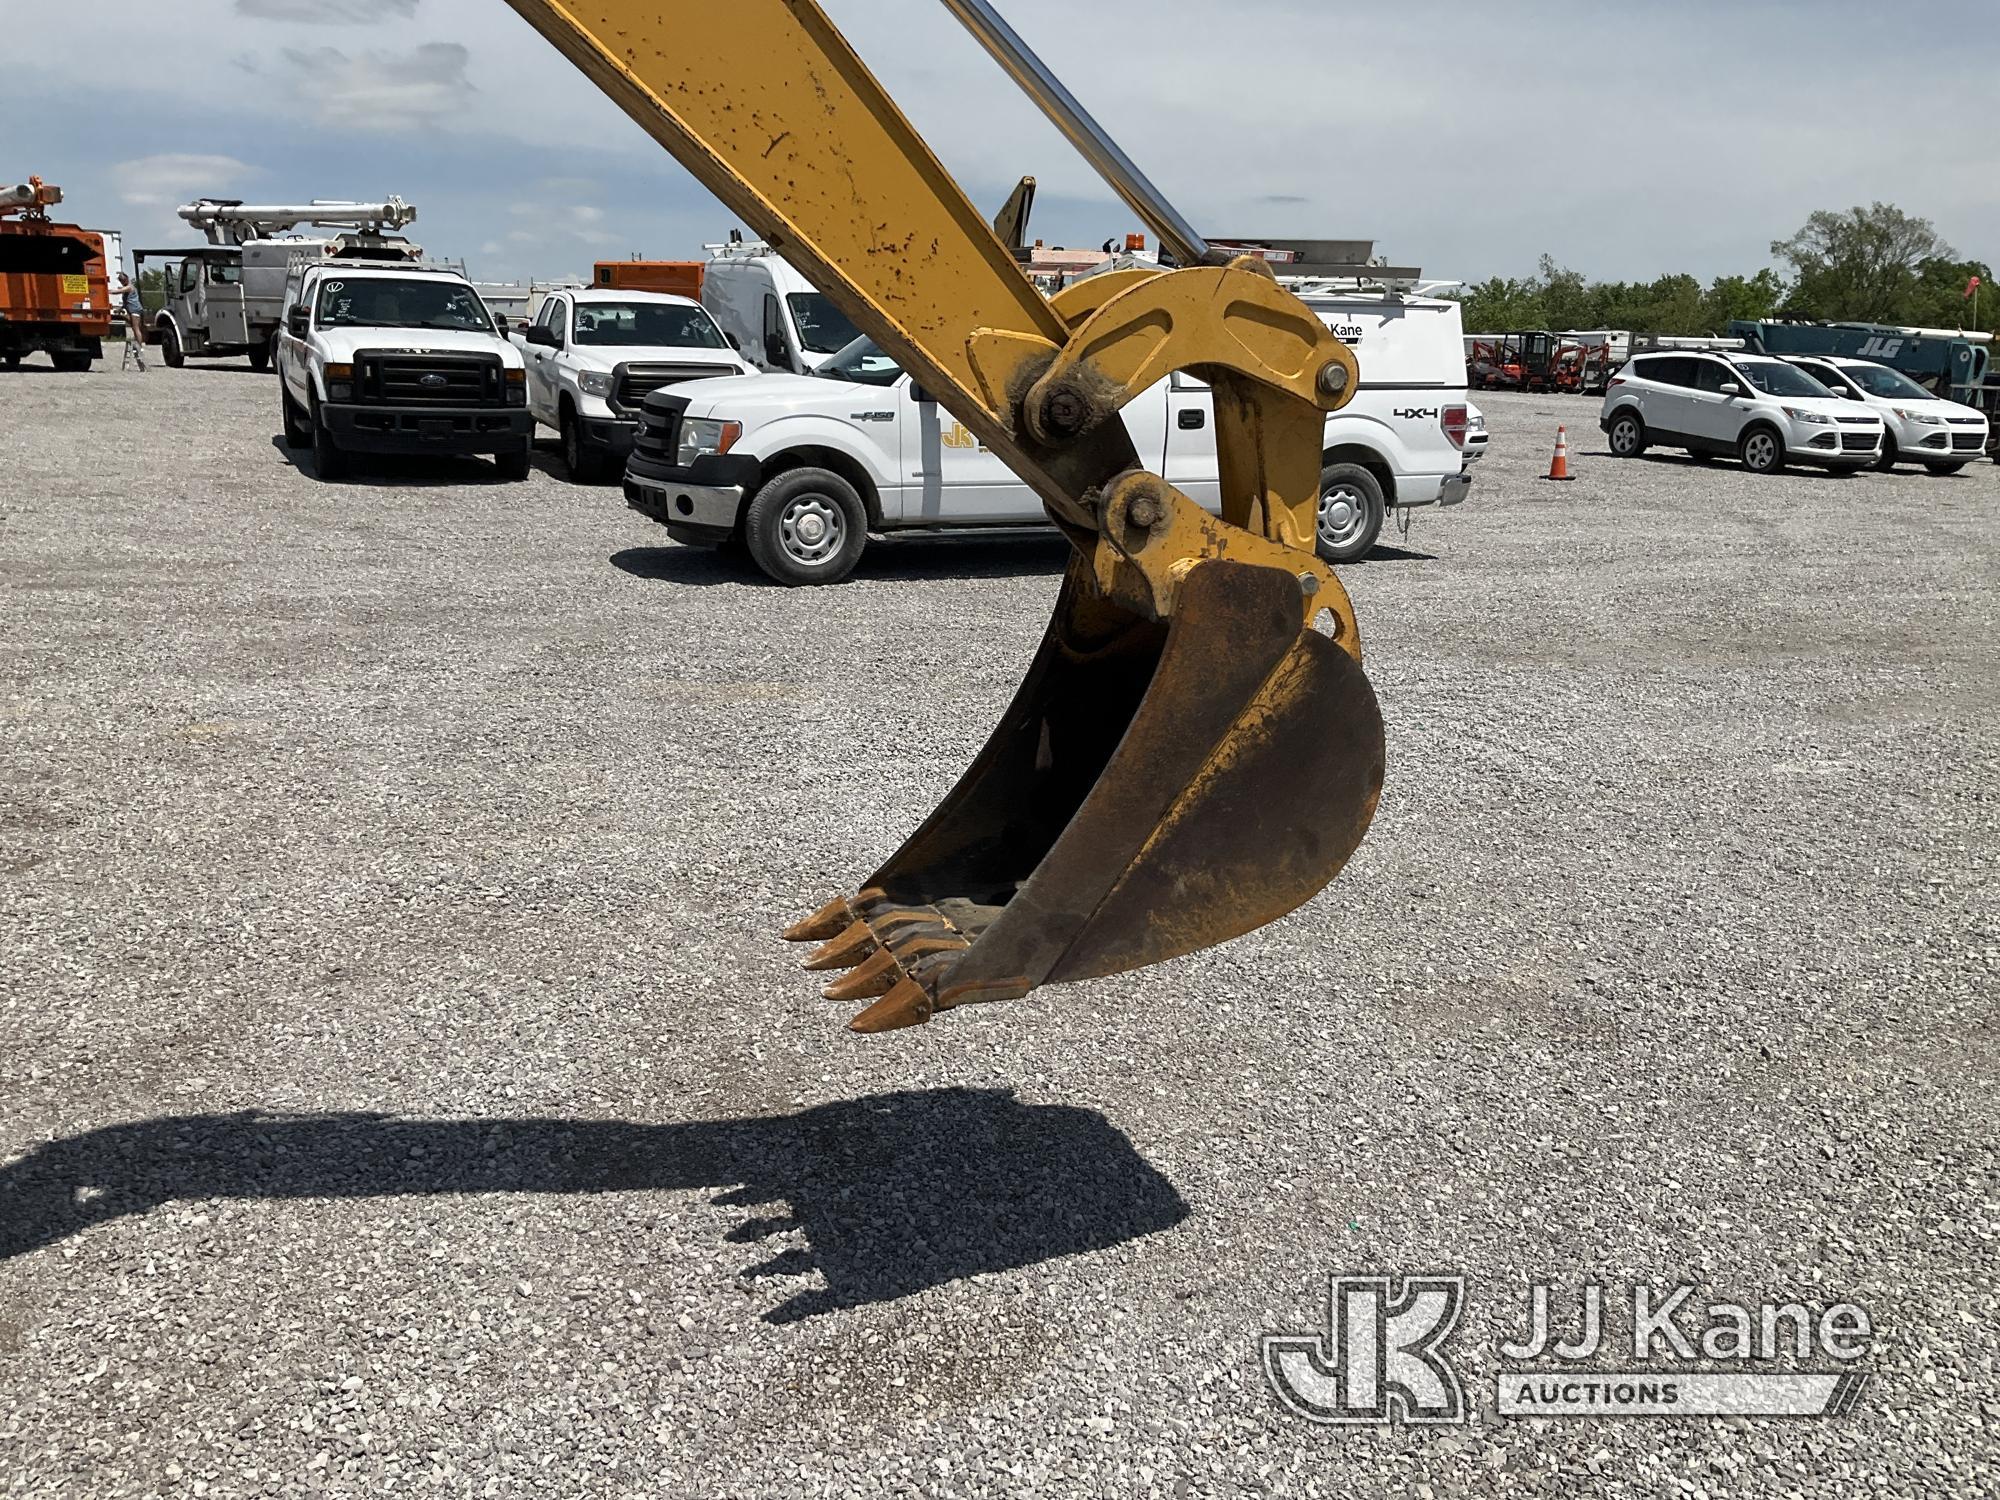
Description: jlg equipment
506,0,1387,1031
0,178,111,372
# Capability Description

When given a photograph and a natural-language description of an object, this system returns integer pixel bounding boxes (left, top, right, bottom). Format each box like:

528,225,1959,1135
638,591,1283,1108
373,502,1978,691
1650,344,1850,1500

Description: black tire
1923,461,1968,476
1606,409,1646,458
160,324,185,369
309,390,347,480
1315,463,1386,564
1738,424,1785,476
559,406,602,483
280,381,310,448
50,350,93,373
2,353,20,371
495,441,532,482
247,338,270,373
1874,435,1898,472
742,467,868,585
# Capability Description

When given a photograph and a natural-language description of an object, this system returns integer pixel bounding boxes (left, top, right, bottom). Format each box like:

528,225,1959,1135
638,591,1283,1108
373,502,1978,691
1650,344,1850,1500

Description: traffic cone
1544,425,1574,481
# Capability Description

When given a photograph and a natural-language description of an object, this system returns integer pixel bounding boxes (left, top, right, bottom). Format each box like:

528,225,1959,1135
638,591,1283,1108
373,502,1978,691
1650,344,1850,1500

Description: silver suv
1599,352,1884,474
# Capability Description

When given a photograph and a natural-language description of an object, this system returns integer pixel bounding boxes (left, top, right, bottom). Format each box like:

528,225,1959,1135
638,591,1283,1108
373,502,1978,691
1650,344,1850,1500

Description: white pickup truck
509,287,753,480
277,260,533,481
621,284,1472,583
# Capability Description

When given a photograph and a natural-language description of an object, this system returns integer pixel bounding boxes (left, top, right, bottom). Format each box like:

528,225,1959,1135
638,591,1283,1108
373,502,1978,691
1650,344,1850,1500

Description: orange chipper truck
1,177,111,371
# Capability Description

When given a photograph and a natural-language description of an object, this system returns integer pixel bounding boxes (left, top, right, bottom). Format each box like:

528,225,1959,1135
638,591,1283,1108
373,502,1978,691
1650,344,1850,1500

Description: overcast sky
7,0,1996,287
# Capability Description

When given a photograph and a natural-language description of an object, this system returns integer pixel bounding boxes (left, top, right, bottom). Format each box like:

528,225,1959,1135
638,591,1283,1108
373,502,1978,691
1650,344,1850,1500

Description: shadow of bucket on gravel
0,1087,1187,1324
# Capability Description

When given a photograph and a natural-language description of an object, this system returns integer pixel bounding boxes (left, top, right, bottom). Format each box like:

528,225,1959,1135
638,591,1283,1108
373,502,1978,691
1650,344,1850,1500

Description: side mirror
909,384,935,404
725,331,742,351
1718,381,1741,396
524,324,561,349
764,335,791,370
286,305,309,338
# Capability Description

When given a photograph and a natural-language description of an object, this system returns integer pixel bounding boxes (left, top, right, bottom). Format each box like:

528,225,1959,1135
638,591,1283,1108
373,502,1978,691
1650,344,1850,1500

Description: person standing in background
115,273,146,370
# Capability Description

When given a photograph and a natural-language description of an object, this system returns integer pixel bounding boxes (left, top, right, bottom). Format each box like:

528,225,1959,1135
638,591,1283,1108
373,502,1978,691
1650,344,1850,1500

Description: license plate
419,419,452,441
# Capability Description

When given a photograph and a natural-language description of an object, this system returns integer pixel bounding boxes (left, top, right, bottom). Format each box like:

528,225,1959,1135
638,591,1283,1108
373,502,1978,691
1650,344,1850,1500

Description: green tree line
1458,204,1993,338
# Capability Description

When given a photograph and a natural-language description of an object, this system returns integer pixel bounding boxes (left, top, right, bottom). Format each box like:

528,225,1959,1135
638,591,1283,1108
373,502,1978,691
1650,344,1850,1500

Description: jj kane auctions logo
1263,1275,1874,1424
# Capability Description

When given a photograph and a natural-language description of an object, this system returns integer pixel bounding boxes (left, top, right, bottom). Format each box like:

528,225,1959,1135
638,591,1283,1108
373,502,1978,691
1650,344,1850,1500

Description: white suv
1775,355,1989,476
1599,351,1883,474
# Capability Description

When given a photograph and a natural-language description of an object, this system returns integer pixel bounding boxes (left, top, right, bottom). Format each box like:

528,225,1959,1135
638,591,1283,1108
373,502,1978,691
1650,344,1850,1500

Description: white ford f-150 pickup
510,287,753,481
622,283,1472,584
277,260,533,481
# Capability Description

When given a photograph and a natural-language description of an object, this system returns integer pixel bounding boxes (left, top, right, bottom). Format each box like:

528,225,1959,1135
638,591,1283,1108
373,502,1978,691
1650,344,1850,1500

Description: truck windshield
1842,363,1934,400
815,335,904,387
788,293,861,355
573,301,727,348
315,277,494,333
1732,360,1831,399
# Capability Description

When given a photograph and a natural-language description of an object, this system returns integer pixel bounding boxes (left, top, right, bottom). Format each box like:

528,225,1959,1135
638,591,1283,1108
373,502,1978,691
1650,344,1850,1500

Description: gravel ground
1,361,1995,1499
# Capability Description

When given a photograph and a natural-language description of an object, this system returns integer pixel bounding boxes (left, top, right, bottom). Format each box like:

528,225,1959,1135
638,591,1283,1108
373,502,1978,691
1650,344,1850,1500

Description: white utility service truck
510,286,753,480
137,198,418,371
276,258,533,481
623,272,1473,583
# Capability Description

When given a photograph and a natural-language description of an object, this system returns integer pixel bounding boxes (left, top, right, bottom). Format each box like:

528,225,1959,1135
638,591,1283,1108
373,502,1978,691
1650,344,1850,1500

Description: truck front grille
1839,432,1878,451
1951,432,1984,452
358,352,502,406
613,363,741,414
636,394,692,464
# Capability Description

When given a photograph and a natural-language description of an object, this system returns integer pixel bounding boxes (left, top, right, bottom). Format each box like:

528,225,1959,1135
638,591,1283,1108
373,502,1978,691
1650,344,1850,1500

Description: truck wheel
495,440,532,481
309,391,347,480
160,325,185,369
743,467,867,585
247,338,271,373
560,407,602,483
50,350,93,373
1738,425,1785,475
1315,463,1385,564
280,382,310,448
1606,410,1646,457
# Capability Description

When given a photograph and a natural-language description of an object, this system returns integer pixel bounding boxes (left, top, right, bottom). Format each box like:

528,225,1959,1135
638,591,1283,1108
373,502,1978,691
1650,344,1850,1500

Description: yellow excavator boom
503,0,1386,1031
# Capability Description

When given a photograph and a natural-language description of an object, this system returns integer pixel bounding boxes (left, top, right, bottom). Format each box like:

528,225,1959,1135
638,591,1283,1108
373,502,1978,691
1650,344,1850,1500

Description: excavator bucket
503,0,1388,1031
787,555,1384,1030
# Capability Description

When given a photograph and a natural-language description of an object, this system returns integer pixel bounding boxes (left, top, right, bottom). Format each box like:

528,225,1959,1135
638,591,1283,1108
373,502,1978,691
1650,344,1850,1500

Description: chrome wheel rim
1745,432,1777,470
779,495,844,566
1318,484,1369,549
1611,419,1639,455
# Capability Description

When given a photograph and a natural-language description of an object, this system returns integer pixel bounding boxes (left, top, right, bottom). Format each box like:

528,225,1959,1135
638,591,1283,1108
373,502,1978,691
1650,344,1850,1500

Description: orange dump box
1,179,112,371
593,259,704,299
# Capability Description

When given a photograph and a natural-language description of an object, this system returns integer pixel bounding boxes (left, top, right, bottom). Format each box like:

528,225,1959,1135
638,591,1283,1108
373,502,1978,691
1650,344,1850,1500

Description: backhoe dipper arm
504,0,1386,1031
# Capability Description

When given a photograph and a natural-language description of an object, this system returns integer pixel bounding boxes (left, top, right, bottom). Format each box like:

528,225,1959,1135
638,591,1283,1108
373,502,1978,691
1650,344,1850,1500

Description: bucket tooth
821,947,902,1001
803,919,877,972
849,977,935,1033
782,897,852,943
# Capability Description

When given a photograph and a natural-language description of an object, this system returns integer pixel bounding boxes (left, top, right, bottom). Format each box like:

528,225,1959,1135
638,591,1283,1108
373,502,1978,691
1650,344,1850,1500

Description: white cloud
113,153,260,208
235,0,418,21
272,41,473,132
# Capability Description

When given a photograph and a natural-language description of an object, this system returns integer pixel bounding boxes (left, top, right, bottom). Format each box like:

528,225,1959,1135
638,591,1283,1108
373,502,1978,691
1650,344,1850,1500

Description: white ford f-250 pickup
509,287,754,481
277,259,533,481
622,283,1472,584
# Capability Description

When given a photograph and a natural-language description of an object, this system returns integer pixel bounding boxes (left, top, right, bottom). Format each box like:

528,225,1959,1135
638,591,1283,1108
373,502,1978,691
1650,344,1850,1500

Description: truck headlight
677,417,743,466
1782,407,1831,424
577,370,612,398
1892,408,1942,425
504,367,527,405
325,363,354,402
